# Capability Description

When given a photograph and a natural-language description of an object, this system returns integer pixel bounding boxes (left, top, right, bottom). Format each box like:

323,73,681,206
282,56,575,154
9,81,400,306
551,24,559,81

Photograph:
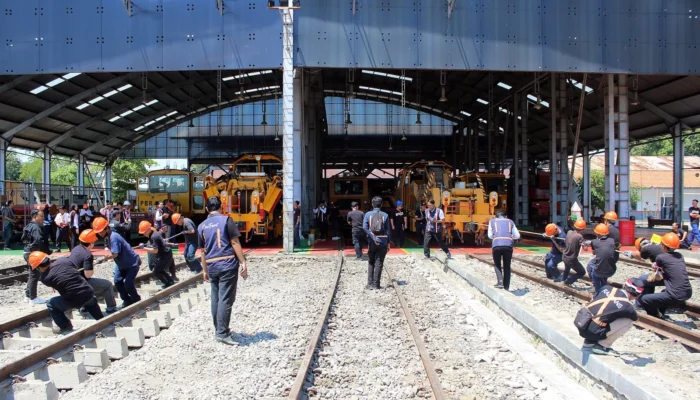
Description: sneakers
3,248,10,251
215,335,240,346
27,297,47,305
424,255,431,260
563,282,574,287
365,284,374,290
105,306,120,314
52,324,74,335
332,236,340,241
446,252,452,259
494,282,504,289
591,344,612,355
553,276,564,283
172,276,180,282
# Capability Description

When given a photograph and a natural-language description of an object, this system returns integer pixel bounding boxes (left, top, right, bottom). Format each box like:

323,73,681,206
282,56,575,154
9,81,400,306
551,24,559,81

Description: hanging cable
415,71,422,125
188,71,195,128
216,69,222,141
388,103,393,150
401,69,407,141
534,72,542,110
439,70,447,102
141,72,148,104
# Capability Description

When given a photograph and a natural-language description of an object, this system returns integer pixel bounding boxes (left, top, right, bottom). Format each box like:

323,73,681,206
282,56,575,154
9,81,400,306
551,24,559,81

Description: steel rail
385,264,448,400
287,252,344,400
465,254,700,352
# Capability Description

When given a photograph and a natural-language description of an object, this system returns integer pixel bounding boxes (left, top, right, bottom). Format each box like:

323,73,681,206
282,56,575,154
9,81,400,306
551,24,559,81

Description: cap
123,200,131,206
351,201,358,208
623,278,645,296
396,200,403,207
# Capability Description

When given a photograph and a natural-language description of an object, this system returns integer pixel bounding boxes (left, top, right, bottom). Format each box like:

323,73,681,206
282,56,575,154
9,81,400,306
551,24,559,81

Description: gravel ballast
61,256,338,400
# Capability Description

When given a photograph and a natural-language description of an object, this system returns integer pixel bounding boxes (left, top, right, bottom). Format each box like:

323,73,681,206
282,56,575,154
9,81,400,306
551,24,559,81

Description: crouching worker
561,219,587,285
586,224,617,293
172,213,202,273
637,233,693,318
543,223,566,280
69,229,119,314
29,251,104,334
574,278,644,355
138,221,175,288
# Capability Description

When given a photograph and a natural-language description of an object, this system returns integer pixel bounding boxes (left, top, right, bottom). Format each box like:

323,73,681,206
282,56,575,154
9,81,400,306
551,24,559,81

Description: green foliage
18,157,78,185
631,133,700,157
109,159,156,202
19,158,42,183
576,170,642,213
5,152,22,181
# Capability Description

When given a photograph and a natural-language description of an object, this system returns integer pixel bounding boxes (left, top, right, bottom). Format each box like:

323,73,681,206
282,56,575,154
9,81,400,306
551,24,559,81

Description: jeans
492,246,513,289
294,223,301,247
689,223,700,246
368,240,388,288
544,252,562,279
351,230,366,257
424,231,449,258
587,261,609,294
415,222,425,245
3,222,13,249
391,227,405,248
55,227,70,251
24,252,42,300
209,268,239,338
563,258,586,285
331,220,339,238
87,277,117,308
639,290,684,317
47,296,103,330
185,241,202,272
114,265,141,306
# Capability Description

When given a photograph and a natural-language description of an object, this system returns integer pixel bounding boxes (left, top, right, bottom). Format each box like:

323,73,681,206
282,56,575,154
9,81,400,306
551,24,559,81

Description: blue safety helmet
396,200,403,207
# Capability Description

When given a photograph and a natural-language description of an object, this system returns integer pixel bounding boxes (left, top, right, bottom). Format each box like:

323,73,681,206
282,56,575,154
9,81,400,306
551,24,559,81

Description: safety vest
426,208,443,233
490,218,514,248
197,214,238,273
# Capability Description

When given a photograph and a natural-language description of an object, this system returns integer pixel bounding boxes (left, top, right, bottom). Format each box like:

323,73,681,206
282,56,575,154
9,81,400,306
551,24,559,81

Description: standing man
139,221,175,287
92,217,142,308
23,210,51,304
54,206,71,252
120,201,132,242
329,202,340,241
29,252,104,334
603,211,620,263
42,204,54,248
587,224,617,293
347,201,365,259
2,200,15,251
153,202,165,231
198,196,248,346
543,223,566,281
391,200,407,248
172,213,202,273
414,202,426,246
293,201,301,249
688,199,700,246
69,204,81,250
162,200,174,240
313,202,328,241
423,200,452,260
671,222,691,250
69,229,119,314
362,196,390,289
560,219,587,286
488,209,520,290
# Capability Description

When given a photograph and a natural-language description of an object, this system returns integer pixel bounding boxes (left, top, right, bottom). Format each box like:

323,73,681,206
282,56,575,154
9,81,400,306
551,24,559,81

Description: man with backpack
362,196,391,290
423,199,451,260
575,278,643,355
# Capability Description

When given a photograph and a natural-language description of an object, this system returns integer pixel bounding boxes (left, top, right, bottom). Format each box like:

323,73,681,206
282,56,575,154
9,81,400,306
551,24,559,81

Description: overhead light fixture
261,116,268,125
439,86,447,102
460,111,471,117
389,142,393,150
401,130,407,141
347,86,355,99
534,94,542,110
345,112,352,124
188,119,195,128
476,98,489,105
497,82,512,90
415,113,422,125
630,75,640,106
261,102,268,125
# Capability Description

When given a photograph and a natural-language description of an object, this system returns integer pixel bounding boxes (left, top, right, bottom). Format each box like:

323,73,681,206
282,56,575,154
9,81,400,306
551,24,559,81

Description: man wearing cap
542,223,566,281
54,205,71,252
92,217,142,307
603,211,620,263
424,200,452,260
636,233,693,318
575,278,643,355
139,220,176,287
391,200,407,249
23,210,51,304
29,251,104,334
69,229,119,314
587,224,617,293
173,212,202,273
347,201,365,259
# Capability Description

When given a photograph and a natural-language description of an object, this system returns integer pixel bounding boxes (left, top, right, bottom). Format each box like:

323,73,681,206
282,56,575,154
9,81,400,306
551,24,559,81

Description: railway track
288,252,447,399
464,254,700,352
0,265,31,286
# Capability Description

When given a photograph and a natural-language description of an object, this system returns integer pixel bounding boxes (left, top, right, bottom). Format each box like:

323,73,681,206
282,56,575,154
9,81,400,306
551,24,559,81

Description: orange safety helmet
28,251,50,270
573,219,586,230
594,223,609,236
172,213,182,225
138,220,153,235
544,224,558,237
635,237,648,251
604,211,618,222
79,229,98,244
661,232,680,250
92,217,109,233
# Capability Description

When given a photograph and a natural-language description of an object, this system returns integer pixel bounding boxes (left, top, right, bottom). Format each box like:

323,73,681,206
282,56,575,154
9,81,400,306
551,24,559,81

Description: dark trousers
639,290,684,317
153,259,175,286
55,226,70,251
563,258,586,284
3,223,13,249
424,230,449,258
586,261,609,294
70,227,79,250
47,296,103,330
352,230,366,257
185,240,202,272
209,268,239,338
24,252,41,300
391,227,405,248
293,223,301,247
331,219,339,238
44,225,54,244
114,265,141,306
368,241,388,288
415,222,425,245
319,221,328,240
492,246,513,289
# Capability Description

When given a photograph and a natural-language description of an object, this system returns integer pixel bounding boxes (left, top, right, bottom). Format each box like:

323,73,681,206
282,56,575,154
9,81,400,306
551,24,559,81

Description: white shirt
487,217,521,240
54,213,64,226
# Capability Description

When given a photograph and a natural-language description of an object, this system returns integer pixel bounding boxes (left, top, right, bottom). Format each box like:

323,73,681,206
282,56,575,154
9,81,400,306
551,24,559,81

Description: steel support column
105,163,112,203
519,94,529,225
0,139,6,196
582,145,591,221
550,73,558,224
293,72,303,208
604,74,616,214
42,147,52,198
78,154,86,195
558,76,569,226
513,93,520,220
672,124,684,224
616,74,630,218
281,9,295,254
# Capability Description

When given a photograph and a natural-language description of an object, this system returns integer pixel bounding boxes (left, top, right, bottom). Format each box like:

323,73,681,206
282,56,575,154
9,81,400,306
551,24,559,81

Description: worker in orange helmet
29,251,104,334
542,223,566,281
172,213,202,273
69,229,120,314
138,220,175,287
636,233,693,318
603,211,620,263
560,219,587,286
92,216,142,308
585,224,617,293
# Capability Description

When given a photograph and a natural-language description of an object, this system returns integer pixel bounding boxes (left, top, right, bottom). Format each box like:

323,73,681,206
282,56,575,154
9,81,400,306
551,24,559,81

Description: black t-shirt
674,229,686,242
588,286,638,323
293,207,301,225
40,257,93,306
607,224,621,262
414,208,425,224
347,210,365,232
149,231,173,267
591,237,617,278
163,208,173,227
183,218,198,244
640,244,663,263
689,207,700,224
329,206,340,220
393,209,406,229
69,244,94,274
656,251,692,301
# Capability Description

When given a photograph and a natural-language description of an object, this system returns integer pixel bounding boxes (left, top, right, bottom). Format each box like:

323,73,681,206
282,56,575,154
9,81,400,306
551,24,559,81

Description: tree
576,170,642,214
631,133,700,157
109,159,156,202
18,157,78,185
19,158,42,183
5,152,22,181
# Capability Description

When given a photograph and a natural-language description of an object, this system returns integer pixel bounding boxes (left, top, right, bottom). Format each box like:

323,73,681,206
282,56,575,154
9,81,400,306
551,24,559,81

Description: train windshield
149,174,189,193
333,180,364,195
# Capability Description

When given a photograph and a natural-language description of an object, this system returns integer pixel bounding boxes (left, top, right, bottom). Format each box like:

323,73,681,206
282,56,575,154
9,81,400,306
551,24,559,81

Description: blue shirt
362,208,391,246
109,231,141,270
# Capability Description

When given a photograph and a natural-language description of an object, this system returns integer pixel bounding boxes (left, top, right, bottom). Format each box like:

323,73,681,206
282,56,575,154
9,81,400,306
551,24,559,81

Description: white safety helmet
123,201,131,206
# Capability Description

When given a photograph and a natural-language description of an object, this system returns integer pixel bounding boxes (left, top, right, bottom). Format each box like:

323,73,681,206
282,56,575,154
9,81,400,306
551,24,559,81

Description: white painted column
519,94,529,225
582,145,591,221
104,163,112,203
558,76,569,227
78,154,86,195
0,139,6,196
550,73,558,224
282,9,295,253
43,147,52,202
604,74,616,213
513,93,520,221
616,74,630,219
672,124,684,224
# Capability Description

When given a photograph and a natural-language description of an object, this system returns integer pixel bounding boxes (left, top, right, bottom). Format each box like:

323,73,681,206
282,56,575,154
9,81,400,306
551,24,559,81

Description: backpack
370,212,385,234
574,288,630,341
